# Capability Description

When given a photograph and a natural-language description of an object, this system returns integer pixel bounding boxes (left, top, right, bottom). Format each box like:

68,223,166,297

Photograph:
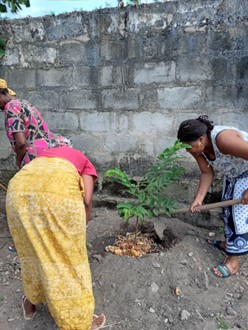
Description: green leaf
0,38,7,58
104,140,188,228
0,4,7,12
0,0,30,14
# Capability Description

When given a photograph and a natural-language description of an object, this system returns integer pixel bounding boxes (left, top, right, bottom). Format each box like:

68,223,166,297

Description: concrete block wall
0,0,247,202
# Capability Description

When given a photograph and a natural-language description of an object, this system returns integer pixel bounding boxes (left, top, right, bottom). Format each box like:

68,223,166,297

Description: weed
218,319,230,329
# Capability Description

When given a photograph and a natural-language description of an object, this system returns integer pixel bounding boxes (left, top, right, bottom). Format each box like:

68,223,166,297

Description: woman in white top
177,115,248,278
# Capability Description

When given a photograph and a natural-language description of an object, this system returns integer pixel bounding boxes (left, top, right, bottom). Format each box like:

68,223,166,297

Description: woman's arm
217,129,248,204
190,154,214,212
82,174,94,224
216,129,248,160
13,132,27,168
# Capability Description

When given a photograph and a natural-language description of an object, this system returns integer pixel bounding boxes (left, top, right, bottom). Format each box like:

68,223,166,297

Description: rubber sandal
22,295,38,321
211,264,233,279
92,313,106,330
206,239,226,254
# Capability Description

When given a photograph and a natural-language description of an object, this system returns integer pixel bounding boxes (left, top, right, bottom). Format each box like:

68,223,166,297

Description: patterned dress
207,125,248,255
6,150,96,329
4,99,71,168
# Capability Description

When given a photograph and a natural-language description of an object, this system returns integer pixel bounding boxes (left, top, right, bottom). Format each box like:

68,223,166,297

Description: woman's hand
241,189,248,204
190,199,203,213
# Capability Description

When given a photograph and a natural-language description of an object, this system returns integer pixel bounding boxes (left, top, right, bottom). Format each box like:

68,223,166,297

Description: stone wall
0,0,247,201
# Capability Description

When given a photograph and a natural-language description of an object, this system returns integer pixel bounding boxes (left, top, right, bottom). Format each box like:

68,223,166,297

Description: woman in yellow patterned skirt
6,145,106,330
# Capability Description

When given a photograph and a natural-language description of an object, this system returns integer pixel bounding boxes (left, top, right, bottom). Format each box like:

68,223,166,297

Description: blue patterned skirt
223,171,248,256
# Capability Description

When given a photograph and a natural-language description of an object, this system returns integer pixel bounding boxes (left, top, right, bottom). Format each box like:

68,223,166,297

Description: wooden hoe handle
171,198,242,215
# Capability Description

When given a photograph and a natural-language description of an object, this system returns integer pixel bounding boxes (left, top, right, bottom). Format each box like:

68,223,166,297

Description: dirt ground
1,190,248,330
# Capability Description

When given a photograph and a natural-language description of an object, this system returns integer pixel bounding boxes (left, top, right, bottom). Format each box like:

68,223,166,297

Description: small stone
135,298,142,305
179,260,188,265
226,306,236,316
225,292,233,298
151,282,159,292
233,293,241,299
188,252,193,257
152,262,161,268
92,254,102,262
149,308,155,313
208,232,215,237
8,318,15,322
179,310,191,320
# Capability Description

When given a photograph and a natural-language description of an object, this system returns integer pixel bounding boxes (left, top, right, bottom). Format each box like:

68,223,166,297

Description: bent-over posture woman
6,145,106,329
0,78,71,252
177,115,248,279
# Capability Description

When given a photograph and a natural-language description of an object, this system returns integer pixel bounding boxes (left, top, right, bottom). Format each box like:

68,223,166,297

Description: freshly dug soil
1,191,248,330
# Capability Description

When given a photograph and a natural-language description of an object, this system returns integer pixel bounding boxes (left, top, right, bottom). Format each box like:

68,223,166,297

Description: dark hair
0,88,8,95
177,115,214,142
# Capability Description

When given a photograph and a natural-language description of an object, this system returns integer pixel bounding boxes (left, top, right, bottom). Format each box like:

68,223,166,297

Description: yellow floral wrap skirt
6,157,95,330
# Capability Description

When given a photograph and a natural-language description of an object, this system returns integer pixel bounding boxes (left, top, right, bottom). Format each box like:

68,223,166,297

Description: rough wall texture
0,0,247,200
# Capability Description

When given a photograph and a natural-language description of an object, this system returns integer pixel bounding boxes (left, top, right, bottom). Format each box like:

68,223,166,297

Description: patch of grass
218,226,225,233
87,242,92,249
218,319,230,329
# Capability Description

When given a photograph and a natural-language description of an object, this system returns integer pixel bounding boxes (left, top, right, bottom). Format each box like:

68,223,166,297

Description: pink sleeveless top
38,146,98,180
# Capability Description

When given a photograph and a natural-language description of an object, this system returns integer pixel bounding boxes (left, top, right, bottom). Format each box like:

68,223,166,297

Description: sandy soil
1,191,248,330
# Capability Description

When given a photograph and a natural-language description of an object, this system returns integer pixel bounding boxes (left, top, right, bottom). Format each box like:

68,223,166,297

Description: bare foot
92,313,106,330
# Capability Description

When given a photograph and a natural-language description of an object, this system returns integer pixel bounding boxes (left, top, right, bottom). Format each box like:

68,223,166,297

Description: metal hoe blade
153,198,242,240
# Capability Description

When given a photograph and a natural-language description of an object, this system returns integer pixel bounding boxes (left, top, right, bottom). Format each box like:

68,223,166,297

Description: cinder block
102,89,139,110
62,90,97,110
178,57,212,81
79,112,112,132
37,68,74,87
104,134,139,153
43,112,78,131
4,69,36,89
158,87,202,109
71,134,102,153
132,112,174,132
25,91,59,111
134,61,176,84
21,45,57,66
